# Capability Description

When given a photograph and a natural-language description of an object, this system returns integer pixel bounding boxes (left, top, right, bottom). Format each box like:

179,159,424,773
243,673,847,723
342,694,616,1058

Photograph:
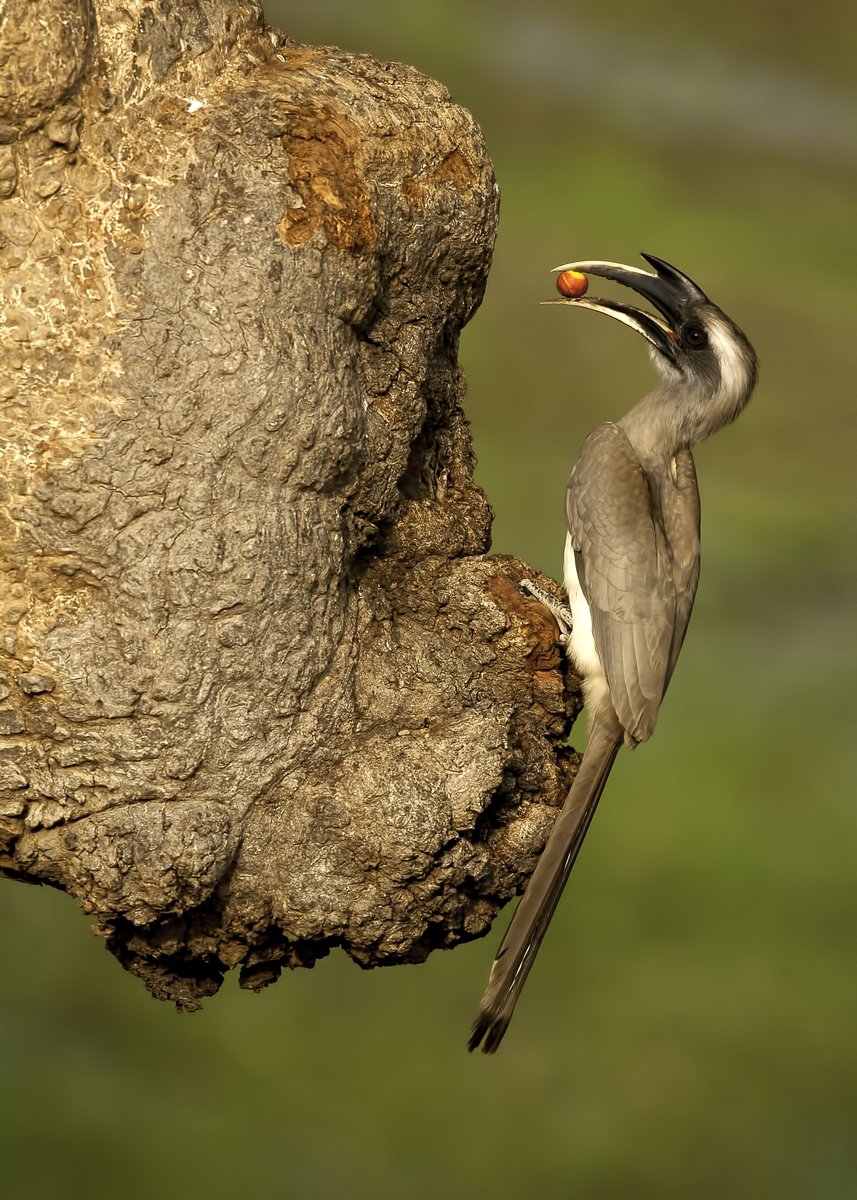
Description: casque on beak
546,253,709,365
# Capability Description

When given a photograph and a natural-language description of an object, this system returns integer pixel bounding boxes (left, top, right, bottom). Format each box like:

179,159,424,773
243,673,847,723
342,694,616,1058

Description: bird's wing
662,446,701,688
566,422,677,743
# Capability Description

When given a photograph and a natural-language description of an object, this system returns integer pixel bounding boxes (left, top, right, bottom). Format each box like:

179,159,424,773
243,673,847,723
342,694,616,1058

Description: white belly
563,532,609,713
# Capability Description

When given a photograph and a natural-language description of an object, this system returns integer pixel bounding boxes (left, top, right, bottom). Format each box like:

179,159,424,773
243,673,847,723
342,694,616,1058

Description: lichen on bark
0,0,579,1008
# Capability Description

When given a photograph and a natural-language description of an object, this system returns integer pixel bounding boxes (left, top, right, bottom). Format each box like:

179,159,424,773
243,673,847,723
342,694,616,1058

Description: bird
469,253,758,1053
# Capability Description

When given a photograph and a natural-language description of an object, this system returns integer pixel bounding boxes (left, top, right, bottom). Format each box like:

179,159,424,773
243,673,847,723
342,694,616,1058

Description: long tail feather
468,717,621,1053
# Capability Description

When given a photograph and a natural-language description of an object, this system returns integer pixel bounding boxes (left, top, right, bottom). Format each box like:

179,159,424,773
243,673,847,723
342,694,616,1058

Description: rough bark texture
0,0,579,1008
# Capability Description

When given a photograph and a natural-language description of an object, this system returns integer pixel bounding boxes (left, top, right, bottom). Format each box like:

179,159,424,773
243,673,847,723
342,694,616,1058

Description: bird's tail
468,715,622,1053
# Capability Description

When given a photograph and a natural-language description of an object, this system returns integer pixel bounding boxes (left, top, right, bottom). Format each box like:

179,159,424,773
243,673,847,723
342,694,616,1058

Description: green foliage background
3,4,856,1197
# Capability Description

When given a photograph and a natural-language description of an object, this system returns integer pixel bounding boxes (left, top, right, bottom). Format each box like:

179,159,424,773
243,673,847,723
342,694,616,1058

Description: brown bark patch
432,148,479,190
278,106,376,254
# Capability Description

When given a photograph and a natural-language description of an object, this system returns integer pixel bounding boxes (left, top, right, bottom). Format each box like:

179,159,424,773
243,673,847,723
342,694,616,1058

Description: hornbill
469,254,757,1053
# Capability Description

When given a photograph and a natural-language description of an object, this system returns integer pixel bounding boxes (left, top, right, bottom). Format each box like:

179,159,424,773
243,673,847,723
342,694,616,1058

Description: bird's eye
685,325,707,349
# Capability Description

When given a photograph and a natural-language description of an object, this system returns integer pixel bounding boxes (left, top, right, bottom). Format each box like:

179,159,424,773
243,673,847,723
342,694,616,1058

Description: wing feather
566,422,696,743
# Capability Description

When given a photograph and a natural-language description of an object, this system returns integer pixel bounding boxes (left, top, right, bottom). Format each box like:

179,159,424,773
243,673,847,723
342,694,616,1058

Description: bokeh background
3,3,856,1197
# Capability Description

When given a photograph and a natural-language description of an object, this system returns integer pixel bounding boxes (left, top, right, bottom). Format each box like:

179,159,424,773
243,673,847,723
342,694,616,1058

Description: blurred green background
3,3,856,1197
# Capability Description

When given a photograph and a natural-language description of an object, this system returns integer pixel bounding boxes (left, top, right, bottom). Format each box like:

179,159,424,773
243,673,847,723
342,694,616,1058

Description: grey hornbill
469,254,758,1053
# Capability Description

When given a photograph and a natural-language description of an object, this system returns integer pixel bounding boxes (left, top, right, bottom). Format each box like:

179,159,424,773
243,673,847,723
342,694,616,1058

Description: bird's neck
618,387,692,467
620,317,757,463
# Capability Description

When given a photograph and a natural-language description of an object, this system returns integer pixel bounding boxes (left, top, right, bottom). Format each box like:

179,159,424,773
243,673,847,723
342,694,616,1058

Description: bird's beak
546,253,708,364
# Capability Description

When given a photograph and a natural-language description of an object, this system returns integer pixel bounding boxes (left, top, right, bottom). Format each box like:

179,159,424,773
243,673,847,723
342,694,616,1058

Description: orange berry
555,269,589,298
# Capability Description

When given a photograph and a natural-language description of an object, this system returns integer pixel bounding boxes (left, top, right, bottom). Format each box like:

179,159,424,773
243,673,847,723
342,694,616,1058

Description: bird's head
549,253,758,435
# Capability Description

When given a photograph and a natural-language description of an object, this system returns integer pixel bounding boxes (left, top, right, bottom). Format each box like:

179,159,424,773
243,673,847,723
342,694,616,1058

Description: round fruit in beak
555,269,588,298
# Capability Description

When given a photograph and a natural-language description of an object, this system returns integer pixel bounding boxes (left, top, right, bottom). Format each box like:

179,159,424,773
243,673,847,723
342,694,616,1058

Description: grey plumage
469,254,757,1053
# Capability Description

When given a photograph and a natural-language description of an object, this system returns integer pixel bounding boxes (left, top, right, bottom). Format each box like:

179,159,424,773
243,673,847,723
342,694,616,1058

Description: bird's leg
519,578,574,642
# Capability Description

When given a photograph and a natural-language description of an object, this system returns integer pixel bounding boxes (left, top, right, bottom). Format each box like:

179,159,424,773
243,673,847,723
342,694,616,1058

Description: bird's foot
520,578,574,643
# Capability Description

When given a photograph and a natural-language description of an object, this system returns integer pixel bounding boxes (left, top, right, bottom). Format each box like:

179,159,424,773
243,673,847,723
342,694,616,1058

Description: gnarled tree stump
0,0,578,1008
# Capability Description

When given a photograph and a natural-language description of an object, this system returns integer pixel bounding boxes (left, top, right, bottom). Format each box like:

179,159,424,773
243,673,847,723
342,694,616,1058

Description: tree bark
0,0,579,1008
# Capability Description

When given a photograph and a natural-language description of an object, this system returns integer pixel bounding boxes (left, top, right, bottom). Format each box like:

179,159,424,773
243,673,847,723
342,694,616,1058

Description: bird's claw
519,578,574,642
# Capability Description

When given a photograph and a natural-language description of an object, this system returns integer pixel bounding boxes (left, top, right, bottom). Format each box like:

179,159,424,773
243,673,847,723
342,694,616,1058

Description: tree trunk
0,0,579,1008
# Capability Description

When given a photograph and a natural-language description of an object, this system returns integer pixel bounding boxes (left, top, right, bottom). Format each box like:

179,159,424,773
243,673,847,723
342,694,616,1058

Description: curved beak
545,253,708,365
